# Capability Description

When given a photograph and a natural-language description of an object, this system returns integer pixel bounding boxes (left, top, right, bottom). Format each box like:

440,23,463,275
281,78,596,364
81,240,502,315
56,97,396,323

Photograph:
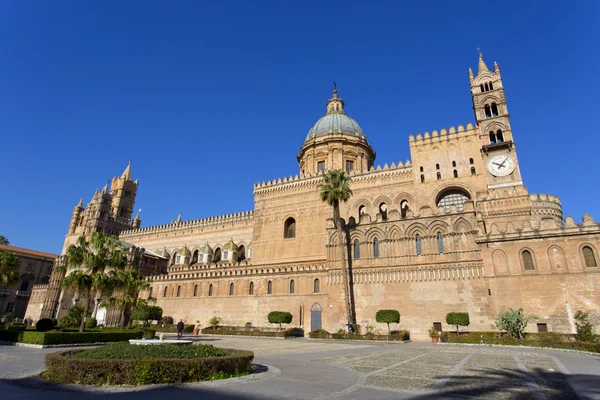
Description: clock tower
470,53,523,189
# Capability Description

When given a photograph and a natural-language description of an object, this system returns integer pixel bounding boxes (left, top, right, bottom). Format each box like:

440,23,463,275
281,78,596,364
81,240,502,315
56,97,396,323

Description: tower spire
76,198,83,208
326,83,345,115
478,51,489,74
121,160,132,180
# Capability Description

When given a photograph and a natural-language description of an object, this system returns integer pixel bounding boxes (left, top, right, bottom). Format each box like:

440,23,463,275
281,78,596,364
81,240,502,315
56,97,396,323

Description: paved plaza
1,336,599,399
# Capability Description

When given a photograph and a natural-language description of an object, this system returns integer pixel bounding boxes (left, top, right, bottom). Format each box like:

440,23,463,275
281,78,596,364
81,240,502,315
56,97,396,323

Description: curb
0,341,128,349
438,342,600,357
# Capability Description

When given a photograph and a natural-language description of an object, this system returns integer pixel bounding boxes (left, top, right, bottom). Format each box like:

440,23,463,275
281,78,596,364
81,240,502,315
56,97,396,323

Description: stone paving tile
366,374,437,391
441,377,533,399
520,355,578,400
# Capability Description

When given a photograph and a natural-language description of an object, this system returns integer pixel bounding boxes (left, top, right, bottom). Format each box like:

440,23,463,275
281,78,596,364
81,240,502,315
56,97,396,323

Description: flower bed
308,329,410,341
442,331,600,353
200,326,304,338
44,342,254,385
0,329,155,345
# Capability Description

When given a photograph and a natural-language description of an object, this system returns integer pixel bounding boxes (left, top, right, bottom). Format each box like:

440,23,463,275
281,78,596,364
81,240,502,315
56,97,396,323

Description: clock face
487,154,516,177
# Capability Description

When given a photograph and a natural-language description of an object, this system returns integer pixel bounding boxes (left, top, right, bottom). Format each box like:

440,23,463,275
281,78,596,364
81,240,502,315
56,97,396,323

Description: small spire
101,180,109,194
176,213,182,223
76,198,83,208
468,67,474,80
121,160,132,180
478,51,489,74
134,209,141,220
325,83,345,115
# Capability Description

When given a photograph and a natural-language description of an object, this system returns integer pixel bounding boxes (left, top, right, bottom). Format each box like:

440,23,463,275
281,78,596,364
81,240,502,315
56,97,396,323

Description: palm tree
57,232,128,332
0,236,9,245
320,170,355,329
100,269,155,328
0,249,20,317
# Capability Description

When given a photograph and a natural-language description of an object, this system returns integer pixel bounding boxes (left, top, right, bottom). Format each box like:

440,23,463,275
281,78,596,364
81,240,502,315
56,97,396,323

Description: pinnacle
121,160,132,180
478,52,489,74
76,198,83,208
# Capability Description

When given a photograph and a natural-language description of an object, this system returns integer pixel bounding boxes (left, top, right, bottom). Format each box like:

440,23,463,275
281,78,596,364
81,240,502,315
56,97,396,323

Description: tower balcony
16,290,31,297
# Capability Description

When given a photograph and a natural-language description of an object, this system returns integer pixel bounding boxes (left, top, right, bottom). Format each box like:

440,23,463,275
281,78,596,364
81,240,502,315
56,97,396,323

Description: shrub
429,328,440,338
154,324,194,333
2,313,12,323
0,329,148,345
86,317,97,329
36,318,54,332
141,329,156,339
61,306,84,328
495,308,536,339
574,311,597,343
446,312,470,334
74,342,229,359
375,309,400,333
267,311,293,330
308,329,331,339
209,316,221,329
160,316,174,325
132,306,163,324
199,326,303,338
44,346,254,385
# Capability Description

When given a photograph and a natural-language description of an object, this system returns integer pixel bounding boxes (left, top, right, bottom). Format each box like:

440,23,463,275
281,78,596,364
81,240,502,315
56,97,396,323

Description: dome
176,246,191,257
306,113,366,141
199,242,213,254
223,239,238,251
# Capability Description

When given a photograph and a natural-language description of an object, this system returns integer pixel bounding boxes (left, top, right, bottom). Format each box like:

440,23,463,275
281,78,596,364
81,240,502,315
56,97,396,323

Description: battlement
253,160,413,194
119,210,254,238
409,123,477,145
529,193,561,206
483,214,599,241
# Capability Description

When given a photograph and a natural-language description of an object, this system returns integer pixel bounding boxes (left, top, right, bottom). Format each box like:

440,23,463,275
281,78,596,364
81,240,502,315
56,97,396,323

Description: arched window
453,170,458,178
480,84,484,92
229,283,234,296
484,104,491,118
522,250,535,271
491,103,499,116
416,235,422,255
400,200,409,218
471,167,476,175
419,166,424,172
437,190,471,213
213,248,222,263
437,232,444,253
149,287,153,297
489,132,496,144
436,163,440,170
496,130,504,143
469,158,474,165
193,285,198,297
290,279,295,294
489,82,494,90
437,172,441,180
420,174,425,183
163,286,168,297
452,160,456,167
379,203,388,220
582,246,597,268
373,238,379,259
267,280,273,294
208,284,213,297
358,205,365,216
353,240,360,260
284,217,296,238
249,281,254,295
314,278,320,293
176,285,181,297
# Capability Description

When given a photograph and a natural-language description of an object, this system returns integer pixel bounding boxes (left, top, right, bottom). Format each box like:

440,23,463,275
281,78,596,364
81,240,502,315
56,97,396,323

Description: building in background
0,244,56,319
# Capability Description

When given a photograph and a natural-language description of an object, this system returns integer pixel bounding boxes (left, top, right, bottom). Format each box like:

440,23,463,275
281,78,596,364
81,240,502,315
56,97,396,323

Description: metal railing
15,290,31,297
0,289,9,296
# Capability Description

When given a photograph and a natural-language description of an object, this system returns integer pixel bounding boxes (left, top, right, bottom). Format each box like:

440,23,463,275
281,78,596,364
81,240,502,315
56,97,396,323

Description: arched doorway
310,302,322,332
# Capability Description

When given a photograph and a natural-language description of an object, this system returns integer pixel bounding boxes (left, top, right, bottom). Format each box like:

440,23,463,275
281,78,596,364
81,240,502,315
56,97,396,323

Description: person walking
176,319,184,339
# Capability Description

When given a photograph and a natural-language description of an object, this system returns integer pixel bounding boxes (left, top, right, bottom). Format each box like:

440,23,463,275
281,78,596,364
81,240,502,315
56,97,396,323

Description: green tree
375,309,400,333
0,249,20,316
574,310,597,343
132,305,163,325
495,308,536,339
320,170,354,328
267,311,293,330
100,269,155,328
446,312,470,334
57,232,128,332
0,236,9,245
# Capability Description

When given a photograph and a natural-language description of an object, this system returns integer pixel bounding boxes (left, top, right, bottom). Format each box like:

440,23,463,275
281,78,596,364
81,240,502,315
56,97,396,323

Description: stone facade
27,54,599,337
0,244,56,319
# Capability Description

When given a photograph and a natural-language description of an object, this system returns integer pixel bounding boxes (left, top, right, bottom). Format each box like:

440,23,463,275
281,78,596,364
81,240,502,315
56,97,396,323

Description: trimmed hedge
154,324,195,333
201,326,304,338
309,329,410,341
0,329,155,345
442,331,600,353
44,346,254,385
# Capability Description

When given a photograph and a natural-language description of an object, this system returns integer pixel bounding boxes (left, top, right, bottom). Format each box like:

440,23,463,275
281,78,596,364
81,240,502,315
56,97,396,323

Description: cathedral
27,54,600,338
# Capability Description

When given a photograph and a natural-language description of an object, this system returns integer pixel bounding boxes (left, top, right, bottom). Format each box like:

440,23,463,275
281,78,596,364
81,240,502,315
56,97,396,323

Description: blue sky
1,1,598,254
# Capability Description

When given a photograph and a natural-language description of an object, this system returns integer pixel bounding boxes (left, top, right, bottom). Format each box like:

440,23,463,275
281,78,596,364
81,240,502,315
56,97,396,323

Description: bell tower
110,161,138,225
470,53,523,189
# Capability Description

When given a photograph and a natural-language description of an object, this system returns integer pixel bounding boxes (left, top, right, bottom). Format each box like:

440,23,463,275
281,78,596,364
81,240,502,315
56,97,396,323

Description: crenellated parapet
409,123,477,146
253,160,413,197
481,214,599,242
119,210,254,238
529,193,563,221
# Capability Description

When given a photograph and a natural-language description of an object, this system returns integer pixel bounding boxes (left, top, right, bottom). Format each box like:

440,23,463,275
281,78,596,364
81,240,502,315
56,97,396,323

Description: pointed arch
388,225,404,240
365,226,386,241
405,222,427,238
453,217,472,233
427,220,451,235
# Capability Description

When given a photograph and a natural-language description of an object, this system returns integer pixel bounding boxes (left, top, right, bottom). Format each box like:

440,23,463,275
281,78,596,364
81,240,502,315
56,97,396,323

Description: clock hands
492,157,509,169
